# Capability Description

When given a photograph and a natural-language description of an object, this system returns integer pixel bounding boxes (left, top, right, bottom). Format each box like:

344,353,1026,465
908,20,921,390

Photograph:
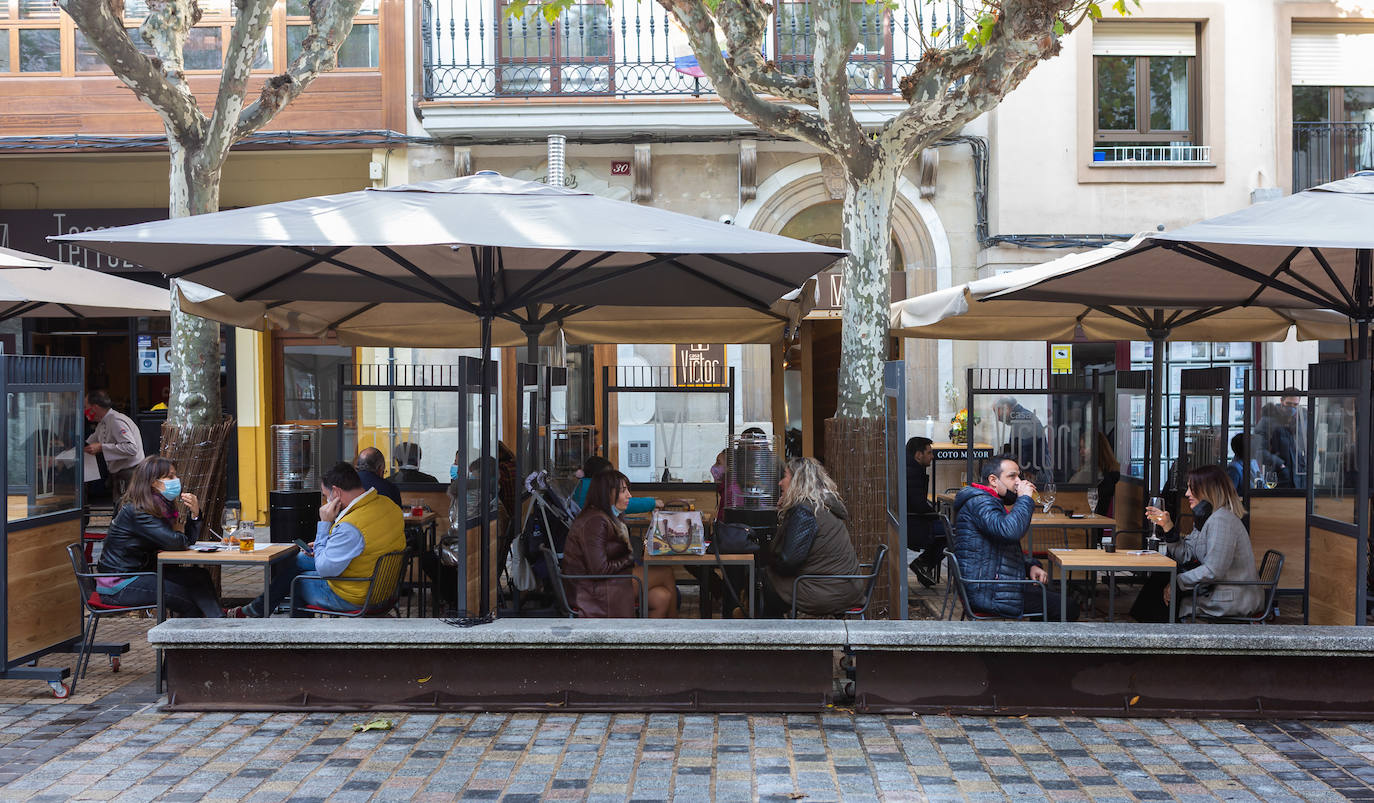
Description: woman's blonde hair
779,457,841,514
1187,463,1245,519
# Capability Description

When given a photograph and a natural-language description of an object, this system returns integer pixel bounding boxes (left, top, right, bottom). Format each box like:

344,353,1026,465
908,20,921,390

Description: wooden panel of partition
7,518,82,662
1308,524,1358,626
402,491,453,540
463,515,500,614
1115,480,1144,532
1248,496,1305,591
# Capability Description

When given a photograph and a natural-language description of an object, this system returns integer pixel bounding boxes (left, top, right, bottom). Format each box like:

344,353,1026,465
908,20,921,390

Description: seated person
448,453,499,519
97,456,222,618
390,442,439,484
1224,433,1264,493
1139,464,1263,621
951,454,1079,621
230,462,405,617
355,447,403,508
572,456,661,513
905,437,946,588
761,458,864,618
562,470,675,617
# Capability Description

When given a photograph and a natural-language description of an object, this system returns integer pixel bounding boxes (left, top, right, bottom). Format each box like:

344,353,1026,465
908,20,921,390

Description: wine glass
1264,468,1278,490
1148,495,1165,536
1040,480,1056,513
221,504,240,541
1086,488,1099,515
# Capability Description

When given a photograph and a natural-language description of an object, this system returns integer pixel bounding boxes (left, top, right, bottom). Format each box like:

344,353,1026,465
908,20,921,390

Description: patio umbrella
0,256,169,321
891,237,1354,492
53,172,845,614
0,245,62,270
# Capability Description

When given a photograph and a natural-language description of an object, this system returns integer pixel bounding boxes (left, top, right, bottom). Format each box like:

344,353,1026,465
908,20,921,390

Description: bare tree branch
59,0,205,138
203,0,276,163
658,0,835,153
712,0,816,106
810,0,871,171
233,0,367,139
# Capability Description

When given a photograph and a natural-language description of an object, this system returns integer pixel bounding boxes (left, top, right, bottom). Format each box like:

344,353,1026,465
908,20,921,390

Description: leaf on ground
352,718,394,733
417,676,432,683
789,795,807,800
1128,695,1141,706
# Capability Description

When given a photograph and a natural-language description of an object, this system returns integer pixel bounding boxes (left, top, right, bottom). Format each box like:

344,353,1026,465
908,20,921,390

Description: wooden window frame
494,0,614,96
1093,53,1199,145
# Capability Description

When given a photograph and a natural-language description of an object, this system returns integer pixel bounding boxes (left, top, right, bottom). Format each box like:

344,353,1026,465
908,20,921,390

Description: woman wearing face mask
96,456,223,618
571,456,661,513
562,470,677,617
1138,463,1262,621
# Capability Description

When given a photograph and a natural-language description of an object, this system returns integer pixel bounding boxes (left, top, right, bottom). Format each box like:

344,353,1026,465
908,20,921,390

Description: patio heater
269,423,321,544
722,431,781,531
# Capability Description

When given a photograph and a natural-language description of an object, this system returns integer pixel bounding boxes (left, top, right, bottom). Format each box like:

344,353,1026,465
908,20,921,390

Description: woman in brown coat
562,470,676,617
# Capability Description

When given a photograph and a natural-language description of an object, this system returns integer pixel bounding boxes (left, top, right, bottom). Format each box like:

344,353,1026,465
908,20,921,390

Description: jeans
243,552,354,617
104,565,223,618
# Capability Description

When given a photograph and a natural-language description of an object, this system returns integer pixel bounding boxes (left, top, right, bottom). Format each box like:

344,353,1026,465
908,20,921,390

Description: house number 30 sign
610,161,631,175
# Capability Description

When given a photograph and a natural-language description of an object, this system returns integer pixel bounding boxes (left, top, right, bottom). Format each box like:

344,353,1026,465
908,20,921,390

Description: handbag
712,520,766,554
648,511,706,555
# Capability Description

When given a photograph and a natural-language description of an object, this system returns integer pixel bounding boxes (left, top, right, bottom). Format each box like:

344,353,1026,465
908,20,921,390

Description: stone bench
149,618,1374,717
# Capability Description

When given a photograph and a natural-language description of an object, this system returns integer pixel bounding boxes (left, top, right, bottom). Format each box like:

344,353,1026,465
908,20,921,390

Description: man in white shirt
83,389,145,500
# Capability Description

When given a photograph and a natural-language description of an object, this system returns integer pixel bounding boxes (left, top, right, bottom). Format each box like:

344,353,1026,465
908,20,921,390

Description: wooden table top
933,492,1112,527
1048,548,1175,570
403,511,438,525
645,551,753,566
159,543,299,565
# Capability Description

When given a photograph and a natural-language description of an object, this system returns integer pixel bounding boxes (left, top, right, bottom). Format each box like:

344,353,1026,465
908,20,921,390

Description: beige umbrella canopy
0,256,169,320
0,245,65,270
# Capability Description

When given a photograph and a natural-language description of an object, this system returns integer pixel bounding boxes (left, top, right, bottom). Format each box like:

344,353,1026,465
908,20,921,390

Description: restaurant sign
0,209,167,272
674,343,726,387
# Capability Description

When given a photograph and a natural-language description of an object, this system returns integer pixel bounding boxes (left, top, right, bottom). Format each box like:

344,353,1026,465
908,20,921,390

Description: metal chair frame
289,550,407,618
789,544,888,620
540,544,643,618
66,543,154,694
943,550,1048,622
1185,549,1285,624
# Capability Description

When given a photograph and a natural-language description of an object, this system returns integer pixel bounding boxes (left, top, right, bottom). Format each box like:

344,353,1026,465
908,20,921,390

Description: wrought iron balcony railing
1293,122,1374,191
419,0,965,100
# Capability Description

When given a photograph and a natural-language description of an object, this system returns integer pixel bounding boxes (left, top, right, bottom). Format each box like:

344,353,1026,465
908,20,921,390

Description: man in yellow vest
230,462,405,617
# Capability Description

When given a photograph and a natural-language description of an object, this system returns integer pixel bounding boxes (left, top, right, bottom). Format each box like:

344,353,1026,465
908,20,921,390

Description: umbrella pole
522,310,544,481
1149,328,1166,497
479,312,493,617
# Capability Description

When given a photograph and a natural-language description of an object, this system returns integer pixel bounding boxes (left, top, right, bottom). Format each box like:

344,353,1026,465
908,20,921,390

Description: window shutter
1092,22,1198,57
1292,22,1374,86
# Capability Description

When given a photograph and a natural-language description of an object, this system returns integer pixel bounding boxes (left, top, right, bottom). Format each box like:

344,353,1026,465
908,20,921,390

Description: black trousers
103,565,222,618
1022,584,1079,622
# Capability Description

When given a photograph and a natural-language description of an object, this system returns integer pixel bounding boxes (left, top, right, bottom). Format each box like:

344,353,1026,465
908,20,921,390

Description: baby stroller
503,471,579,613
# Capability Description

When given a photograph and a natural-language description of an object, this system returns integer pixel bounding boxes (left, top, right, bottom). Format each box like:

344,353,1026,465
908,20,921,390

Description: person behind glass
1280,387,1307,489
1140,463,1262,621
83,389,145,501
951,454,1079,621
562,470,676,617
390,442,439,484
1225,433,1265,493
354,447,403,508
905,437,946,588
96,456,222,618
572,456,661,513
1256,403,1298,488
760,458,863,618
992,396,1047,476
230,462,406,617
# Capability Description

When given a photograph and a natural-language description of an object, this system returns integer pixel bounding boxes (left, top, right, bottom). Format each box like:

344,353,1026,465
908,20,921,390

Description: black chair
789,544,888,620
540,544,643,618
290,550,407,618
943,550,1048,621
66,543,152,693
1185,549,1285,624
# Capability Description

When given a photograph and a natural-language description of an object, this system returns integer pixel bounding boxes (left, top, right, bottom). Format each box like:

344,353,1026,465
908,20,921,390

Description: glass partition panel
971,394,1051,482
1250,391,1307,490
1312,395,1357,524
6,390,81,522
1115,378,1150,482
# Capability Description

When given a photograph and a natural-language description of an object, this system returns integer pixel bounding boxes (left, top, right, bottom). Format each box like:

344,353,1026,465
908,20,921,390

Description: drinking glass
237,519,256,553
1041,481,1056,513
1148,496,1165,536
1264,468,1278,490
221,504,240,541
1086,488,1099,514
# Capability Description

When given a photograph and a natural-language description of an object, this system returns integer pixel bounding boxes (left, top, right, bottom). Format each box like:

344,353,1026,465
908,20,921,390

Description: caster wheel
109,656,121,673
49,681,70,699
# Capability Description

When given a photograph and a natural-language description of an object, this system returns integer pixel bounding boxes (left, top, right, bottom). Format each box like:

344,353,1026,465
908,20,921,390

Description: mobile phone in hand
294,538,312,554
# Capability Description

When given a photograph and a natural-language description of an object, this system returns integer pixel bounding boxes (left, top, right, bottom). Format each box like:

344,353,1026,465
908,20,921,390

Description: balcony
1293,122,1374,191
419,0,963,101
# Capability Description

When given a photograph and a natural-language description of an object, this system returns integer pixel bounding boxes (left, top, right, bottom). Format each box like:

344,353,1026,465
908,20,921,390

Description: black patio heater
722,431,782,533
269,424,321,543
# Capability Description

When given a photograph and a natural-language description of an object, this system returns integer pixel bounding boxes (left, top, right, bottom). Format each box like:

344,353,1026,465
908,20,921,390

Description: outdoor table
642,552,755,619
402,511,438,617
1048,548,1176,624
934,492,1115,552
155,543,299,693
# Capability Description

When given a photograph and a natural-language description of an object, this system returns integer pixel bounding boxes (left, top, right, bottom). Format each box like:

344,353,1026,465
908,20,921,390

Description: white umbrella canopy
0,245,63,270
891,238,1356,342
0,258,169,320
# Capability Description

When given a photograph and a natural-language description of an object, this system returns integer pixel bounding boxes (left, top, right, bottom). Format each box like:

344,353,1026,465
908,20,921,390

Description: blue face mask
450,465,459,480
160,477,182,501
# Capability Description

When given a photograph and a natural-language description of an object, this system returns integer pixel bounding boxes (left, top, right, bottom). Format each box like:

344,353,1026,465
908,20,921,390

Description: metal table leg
1168,568,1177,623
1060,565,1068,623
155,561,165,695
262,561,272,617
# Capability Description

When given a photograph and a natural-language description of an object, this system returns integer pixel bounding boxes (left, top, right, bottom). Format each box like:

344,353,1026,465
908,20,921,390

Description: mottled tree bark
61,0,366,428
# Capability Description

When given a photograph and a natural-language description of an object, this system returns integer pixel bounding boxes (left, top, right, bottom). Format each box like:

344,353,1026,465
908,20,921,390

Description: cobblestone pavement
3,620,1374,801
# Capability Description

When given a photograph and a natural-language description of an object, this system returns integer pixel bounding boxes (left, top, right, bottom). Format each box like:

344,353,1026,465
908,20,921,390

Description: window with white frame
1092,22,1205,165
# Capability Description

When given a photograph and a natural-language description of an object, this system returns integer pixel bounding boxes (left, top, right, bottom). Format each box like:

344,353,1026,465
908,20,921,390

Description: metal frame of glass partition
1243,369,1308,607
336,359,498,616
515,363,566,483
963,368,1105,494
0,355,124,695
1112,369,1154,530
1170,367,1234,518
1305,360,1370,625
600,365,735,493
882,360,908,620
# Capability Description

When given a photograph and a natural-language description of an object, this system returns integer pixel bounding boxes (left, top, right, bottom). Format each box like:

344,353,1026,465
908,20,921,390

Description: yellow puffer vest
328,490,405,605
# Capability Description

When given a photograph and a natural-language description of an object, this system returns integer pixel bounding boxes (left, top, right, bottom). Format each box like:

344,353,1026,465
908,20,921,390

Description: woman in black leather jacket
96,456,223,617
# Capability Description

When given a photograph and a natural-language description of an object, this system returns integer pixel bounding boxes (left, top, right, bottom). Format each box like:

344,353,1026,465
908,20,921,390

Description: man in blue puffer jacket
952,454,1079,621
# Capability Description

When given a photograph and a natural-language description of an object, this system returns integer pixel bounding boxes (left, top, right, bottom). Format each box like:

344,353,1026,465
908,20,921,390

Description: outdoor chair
66,543,151,693
289,551,406,618
788,544,888,620
539,544,643,618
1184,549,1285,624
943,550,1048,622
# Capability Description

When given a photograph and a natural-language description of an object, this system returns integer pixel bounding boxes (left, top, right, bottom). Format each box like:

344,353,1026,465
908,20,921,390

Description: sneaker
224,606,248,619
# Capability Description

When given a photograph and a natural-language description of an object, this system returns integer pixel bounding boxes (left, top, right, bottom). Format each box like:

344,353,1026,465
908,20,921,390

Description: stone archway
737,157,954,424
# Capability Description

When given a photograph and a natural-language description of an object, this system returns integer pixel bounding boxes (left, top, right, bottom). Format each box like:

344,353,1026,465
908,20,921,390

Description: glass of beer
238,520,256,553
